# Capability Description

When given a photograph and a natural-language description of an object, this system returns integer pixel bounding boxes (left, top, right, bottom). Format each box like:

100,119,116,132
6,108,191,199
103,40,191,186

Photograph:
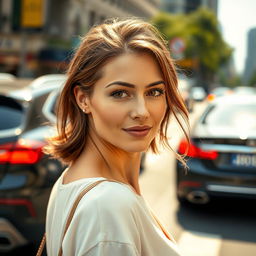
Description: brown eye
110,90,129,99
147,88,165,97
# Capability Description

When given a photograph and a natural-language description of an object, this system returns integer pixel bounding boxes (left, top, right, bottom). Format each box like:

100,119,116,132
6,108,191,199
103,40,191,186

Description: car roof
7,74,66,101
210,94,256,105
28,74,66,89
192,86,205,91
0,72,16,81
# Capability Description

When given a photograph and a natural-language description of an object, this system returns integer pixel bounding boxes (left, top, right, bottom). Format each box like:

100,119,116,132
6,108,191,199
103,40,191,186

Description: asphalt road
139,102,256,256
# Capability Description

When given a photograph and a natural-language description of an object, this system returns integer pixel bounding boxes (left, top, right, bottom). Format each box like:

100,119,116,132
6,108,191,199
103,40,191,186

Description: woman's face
85,52,167,153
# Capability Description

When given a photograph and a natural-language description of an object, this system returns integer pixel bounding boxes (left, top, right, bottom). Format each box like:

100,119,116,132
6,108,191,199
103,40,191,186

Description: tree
151,8,233,89
218,71,242,88
248,70,256,87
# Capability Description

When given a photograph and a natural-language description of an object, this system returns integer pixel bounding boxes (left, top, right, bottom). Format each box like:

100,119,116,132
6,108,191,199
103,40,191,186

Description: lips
123,126,152,137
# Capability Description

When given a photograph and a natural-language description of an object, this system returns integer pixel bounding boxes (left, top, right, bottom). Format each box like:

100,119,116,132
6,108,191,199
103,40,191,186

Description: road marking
177,231,222,256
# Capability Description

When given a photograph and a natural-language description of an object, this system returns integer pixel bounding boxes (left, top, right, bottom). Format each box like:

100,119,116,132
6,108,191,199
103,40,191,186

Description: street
139,102,256,256
1,1,255,255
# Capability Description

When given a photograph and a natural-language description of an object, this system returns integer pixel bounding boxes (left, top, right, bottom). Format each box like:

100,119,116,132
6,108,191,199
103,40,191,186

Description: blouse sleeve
83,241,139,256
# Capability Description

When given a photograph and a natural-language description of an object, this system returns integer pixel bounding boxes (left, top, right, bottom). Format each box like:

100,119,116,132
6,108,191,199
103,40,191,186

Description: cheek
90,102,126,128
151,101,167,124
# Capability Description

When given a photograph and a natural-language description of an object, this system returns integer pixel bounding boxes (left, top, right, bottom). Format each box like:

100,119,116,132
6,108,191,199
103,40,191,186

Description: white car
191,86,206,102
8,74,67,102
0,73,16,81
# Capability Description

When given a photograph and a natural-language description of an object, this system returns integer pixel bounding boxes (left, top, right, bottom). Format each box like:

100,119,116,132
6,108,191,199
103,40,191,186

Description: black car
0,75,66,254
176,95,256,205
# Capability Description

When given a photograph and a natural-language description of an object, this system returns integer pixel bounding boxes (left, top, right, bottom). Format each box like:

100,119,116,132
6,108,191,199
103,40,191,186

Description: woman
45,18,189,256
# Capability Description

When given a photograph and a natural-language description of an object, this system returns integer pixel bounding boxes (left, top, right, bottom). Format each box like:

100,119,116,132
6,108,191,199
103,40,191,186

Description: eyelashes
147,88,165,97
110,88,165,99
110,90,129,99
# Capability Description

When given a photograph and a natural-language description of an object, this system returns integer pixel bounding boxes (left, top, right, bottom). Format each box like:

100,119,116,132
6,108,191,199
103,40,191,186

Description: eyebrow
105,80,165,88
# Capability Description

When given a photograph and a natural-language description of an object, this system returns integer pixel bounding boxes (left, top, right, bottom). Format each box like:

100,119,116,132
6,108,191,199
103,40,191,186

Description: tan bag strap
36,179,107,256
58,179,107,256
36,233,46,256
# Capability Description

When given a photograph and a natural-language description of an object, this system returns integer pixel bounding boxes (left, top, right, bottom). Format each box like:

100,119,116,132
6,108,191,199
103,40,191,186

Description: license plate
231,154,256,168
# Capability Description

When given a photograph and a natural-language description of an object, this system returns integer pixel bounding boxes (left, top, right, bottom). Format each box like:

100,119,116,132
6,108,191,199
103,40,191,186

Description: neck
69,131,142,195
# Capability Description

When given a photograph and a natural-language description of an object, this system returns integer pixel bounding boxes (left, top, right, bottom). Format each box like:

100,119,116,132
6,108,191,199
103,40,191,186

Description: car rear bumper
0,218,27,252
206,183,256,195
176,160,256,203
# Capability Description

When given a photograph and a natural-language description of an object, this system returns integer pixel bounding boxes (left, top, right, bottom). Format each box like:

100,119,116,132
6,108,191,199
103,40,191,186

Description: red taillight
207,93,215,102
0,199,36,217
179,181,202,188
178,138,218,160
0,139,45,164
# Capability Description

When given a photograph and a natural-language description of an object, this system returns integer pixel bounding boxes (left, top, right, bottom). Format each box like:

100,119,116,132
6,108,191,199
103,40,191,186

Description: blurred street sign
21,0,45,28
169,37,186,55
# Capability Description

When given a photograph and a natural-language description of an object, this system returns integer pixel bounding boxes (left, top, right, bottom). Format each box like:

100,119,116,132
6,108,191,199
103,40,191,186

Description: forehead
98,52,163,86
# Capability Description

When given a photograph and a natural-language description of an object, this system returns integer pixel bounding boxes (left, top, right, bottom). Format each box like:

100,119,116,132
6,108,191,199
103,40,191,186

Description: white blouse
46,171,181,256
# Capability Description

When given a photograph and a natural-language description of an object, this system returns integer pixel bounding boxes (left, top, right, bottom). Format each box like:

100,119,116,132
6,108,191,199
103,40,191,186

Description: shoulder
84,181,140,210
73,180,141,239
75,180,142,220
98,181,139,200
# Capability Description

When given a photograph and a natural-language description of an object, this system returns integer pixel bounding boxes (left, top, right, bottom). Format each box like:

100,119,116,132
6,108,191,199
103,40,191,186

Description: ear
73,85,91,114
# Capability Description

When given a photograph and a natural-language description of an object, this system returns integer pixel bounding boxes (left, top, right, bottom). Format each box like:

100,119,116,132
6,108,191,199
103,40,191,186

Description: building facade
0,0,160,77
160,0,218,15
243,27,256,85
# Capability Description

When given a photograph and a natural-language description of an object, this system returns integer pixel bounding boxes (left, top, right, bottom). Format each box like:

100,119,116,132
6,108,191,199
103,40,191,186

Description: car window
42,90,60,124
178,79,191,91
0,95,24,130
50,94,59,116
211,87,231,96
202,104,256,128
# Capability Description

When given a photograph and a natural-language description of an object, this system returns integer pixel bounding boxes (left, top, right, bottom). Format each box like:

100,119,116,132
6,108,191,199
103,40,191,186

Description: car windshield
178,79,191,91
211,87,231,96
0,95,24,131
202,103,256,129
192,87,204,92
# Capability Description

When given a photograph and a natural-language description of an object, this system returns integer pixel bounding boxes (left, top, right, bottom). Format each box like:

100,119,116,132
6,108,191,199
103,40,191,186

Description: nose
130,96,150,120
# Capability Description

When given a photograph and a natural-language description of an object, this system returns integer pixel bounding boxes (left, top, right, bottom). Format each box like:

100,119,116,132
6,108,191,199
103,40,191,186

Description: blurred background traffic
0,0,256,255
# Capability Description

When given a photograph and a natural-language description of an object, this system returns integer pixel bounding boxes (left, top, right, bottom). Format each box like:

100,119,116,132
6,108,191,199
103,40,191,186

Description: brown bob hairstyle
44,18,189,165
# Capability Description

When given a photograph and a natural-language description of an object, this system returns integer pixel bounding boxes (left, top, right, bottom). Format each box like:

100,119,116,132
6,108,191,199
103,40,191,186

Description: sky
218,0,256,74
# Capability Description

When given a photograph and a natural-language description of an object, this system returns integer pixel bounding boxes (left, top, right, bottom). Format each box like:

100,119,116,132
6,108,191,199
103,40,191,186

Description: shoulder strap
36,233,46,256
58,179,107,256
36,179,108,256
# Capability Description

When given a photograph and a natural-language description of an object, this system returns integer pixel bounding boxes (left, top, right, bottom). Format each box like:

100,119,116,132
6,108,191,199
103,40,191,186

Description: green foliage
219,71,242,88
151,8,233,85
248,70,256,86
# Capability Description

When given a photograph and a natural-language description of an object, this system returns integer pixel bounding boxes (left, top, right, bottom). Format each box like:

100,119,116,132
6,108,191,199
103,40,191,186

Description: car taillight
178,138,218,160
207,94,215,102
0,139,46,164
